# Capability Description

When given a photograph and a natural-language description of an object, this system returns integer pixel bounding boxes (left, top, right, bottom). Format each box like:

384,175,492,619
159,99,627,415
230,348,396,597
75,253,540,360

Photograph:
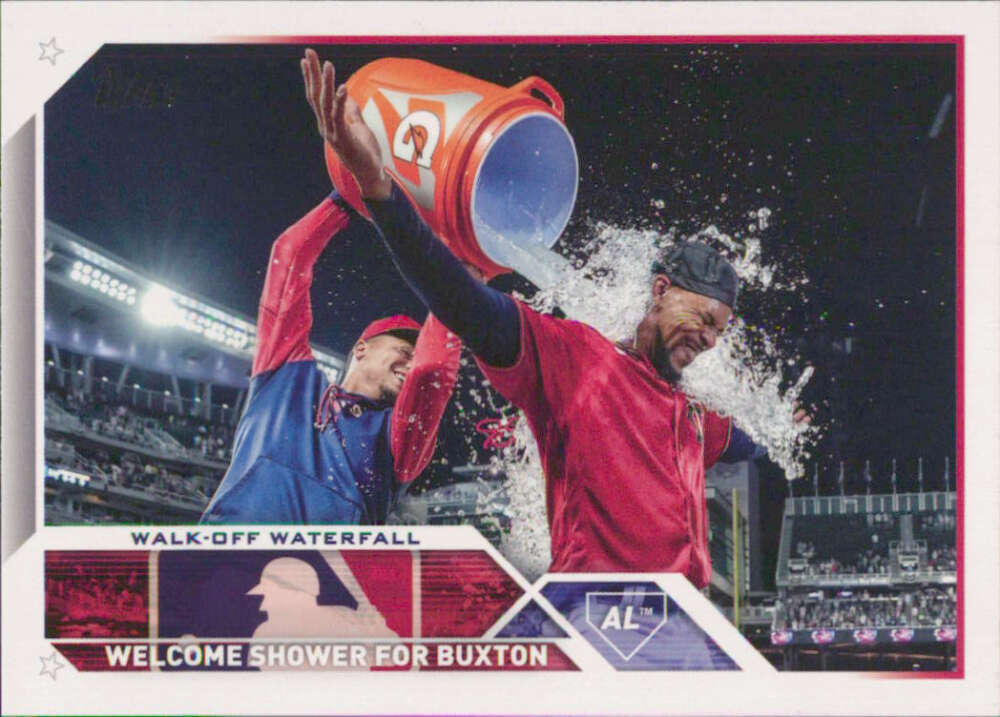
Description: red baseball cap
359,314,421,343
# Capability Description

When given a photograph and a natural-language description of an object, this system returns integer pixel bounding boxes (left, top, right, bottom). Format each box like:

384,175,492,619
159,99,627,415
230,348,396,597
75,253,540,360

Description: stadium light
177,308,250,352
141,284,183,326
55,229,343,371
68,260,137,306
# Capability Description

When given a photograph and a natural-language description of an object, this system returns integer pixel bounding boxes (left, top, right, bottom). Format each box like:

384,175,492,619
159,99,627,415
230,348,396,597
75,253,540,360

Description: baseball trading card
2,2,999,715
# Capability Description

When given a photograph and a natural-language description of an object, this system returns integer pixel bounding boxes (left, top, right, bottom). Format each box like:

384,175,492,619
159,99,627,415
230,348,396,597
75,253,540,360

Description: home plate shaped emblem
585,591,667,661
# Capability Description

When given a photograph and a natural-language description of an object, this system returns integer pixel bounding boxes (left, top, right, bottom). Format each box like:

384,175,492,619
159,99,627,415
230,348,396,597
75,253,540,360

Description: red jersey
202,195,460,525
476,302,731,587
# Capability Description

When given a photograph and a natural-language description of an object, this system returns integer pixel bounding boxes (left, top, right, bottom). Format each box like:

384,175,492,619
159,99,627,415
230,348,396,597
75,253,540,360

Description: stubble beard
652,326,683,384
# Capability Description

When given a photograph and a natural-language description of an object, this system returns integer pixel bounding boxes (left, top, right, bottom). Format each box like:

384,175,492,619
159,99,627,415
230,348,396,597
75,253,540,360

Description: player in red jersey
308,51,802,584
201,54,461,525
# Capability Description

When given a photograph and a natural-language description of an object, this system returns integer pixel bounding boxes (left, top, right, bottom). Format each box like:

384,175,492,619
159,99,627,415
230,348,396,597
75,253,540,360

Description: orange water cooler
325,58,578,284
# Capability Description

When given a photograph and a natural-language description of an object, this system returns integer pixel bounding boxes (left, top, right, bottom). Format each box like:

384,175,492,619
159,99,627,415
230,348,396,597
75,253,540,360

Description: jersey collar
615,339,678,388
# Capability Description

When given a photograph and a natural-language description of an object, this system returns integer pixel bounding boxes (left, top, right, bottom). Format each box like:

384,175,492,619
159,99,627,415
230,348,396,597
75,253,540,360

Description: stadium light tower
864,459,872,496
837,461,845,496
891,458,898,495
48,220,348,383
943,456,951,493
917,457,925,493
812,464,819,497
140,284,182,326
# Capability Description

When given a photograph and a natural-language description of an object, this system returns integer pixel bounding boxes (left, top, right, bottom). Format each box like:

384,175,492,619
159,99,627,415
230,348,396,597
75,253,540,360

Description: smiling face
642,275,733,380
349,332,416,402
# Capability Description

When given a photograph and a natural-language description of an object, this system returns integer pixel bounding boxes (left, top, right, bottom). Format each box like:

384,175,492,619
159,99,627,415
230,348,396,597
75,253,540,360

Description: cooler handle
510,76,565,118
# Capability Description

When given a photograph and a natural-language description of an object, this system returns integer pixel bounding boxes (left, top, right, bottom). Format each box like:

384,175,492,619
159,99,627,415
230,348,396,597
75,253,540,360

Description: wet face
351,333,416,402
647,276,733,380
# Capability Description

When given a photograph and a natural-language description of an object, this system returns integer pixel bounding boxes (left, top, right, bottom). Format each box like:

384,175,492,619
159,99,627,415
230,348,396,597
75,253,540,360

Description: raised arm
251,195,351,376
718,424,766,464
366,187,520,366
301,49,520,367
389,314,461,482
713,405,812,465
252,49,373,376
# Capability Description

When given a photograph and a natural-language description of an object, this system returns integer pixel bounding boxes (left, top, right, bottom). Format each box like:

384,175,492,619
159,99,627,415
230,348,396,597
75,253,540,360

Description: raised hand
301,48,392,199
793,402,812,425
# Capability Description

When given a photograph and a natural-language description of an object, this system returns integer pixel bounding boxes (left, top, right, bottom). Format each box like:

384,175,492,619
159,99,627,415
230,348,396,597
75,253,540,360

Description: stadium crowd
46,437,218,506
790,508,956,577
791,513,898,569
774,586,956,631
926,546,957,572
792,543,891,577
46,380,234,462
916,511,958,568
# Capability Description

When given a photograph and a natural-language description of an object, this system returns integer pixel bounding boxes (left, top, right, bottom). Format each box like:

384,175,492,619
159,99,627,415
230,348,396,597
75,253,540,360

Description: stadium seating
773,585,956,630
46,383,234,463
789,513,897,577
774,489,957,646
44,377,230,523
913,511,957,571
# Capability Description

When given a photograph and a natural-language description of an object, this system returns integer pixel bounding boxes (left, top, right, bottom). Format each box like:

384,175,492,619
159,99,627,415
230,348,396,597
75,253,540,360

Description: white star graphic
39,652,65,680
38,37,64,66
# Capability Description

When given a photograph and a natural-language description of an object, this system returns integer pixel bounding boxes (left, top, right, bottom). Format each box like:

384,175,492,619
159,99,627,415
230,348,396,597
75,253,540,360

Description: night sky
45,42,957,506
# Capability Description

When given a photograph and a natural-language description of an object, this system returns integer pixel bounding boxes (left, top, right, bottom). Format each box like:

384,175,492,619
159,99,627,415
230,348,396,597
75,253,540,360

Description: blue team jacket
201,361,398,524
200,194,458,526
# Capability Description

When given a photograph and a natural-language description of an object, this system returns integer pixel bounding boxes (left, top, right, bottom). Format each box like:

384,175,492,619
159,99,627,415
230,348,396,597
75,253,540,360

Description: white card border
2,2,998,715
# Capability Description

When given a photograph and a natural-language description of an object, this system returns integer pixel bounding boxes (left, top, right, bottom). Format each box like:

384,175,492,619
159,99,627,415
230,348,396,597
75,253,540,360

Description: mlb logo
585,591,666,661
157,550,416,642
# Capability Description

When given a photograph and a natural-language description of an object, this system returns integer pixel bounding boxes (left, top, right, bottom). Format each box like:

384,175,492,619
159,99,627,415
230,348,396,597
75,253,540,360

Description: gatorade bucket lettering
325,58,578,283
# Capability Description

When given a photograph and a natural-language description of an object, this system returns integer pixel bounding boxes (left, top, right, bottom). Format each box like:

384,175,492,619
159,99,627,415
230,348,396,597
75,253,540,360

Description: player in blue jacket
201,55,461,525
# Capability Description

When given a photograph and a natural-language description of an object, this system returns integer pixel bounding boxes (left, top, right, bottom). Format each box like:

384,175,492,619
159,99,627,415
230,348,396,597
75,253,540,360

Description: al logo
585,590,667,661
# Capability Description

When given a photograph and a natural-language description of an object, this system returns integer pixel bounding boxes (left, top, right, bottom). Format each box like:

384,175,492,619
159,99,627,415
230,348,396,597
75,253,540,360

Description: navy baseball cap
652,242,739,309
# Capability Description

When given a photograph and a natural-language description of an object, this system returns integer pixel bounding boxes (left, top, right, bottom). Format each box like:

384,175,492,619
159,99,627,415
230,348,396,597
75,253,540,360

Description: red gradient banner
420,550,523,637
45,551,150,639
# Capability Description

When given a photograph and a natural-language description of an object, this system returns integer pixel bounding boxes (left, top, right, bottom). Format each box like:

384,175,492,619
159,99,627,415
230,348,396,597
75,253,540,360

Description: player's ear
353,339,368,361
652,274,671,300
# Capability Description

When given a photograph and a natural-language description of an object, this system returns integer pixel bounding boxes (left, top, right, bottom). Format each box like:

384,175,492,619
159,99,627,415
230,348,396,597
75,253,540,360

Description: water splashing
477,216,817,580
